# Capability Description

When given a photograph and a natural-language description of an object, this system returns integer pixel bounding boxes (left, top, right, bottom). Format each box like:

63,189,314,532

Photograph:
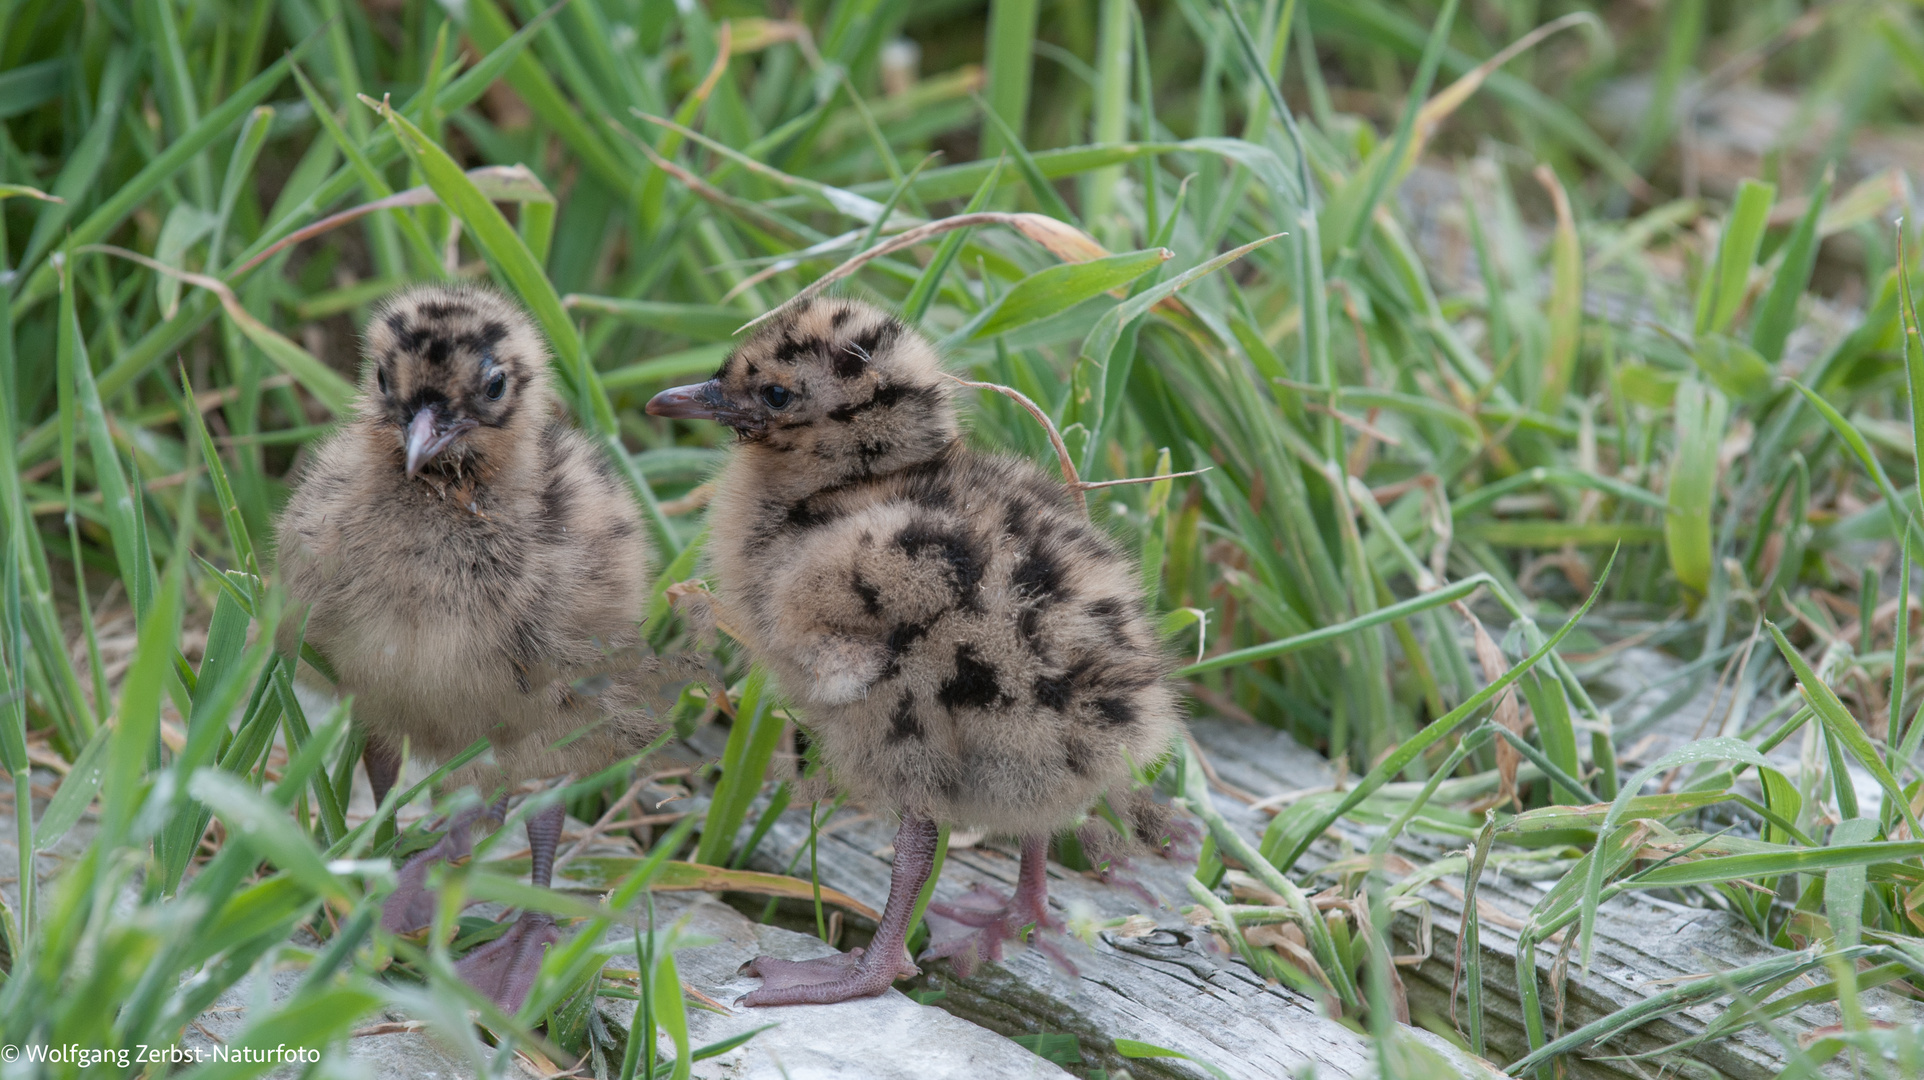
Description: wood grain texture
1189,713,1920,1080
721,700,1919,1078
745,799,1500,1079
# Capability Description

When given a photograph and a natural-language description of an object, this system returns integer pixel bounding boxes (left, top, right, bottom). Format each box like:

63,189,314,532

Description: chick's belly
330,612,533,761
803,702,1107,836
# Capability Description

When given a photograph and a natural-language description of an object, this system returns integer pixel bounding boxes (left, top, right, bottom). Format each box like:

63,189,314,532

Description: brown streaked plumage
277,282,695,1012
648,298,1181,1007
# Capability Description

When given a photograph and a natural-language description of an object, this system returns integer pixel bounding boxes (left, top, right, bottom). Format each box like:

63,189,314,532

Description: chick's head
362,284,551,479
647,299,956,481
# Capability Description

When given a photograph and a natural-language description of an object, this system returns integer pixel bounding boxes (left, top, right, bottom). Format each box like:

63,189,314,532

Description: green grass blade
174,986,384,1080
1893,533,1913,776
291,65,444,277
1628,840,1924,889
1769,621,1924,839
34,723,109,852
1698,178,1776,337
180,376,257,580
901,157,1004,326
100,562,182,848
1069,231,1285,439
1180,575,1488,676
601,345,733,393
957,247,1170,342
462,0,634,195
1577,738,1773,977
974,95,1078,224
206,105,275,275
63,254,156,617
1275,550,1614,873
1752,167,1832,363
1786,378,1923,550
1901,223,1924,498
1328,0,1457,259
1084,0,1135,247
982,0,1040,156
693,667,785,867
1508,948,1844,1074
16,48,133,289
563,296,745,341
1537,166,1581,408
1662,380,1727,605
16,34,321,308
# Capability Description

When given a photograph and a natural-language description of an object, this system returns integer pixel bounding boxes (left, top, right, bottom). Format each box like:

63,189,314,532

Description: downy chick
647,298,1180,1006
278,283,692,1011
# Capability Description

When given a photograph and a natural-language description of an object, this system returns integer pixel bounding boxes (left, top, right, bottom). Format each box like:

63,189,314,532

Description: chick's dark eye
485,371,506,400
377,369,389,395
761,385,792,409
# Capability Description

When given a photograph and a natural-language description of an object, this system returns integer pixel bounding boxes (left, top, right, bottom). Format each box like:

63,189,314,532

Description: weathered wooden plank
599,892,1073,1079
743,804,1502,1079
714,691,1921,1080
1187,712,1921,1080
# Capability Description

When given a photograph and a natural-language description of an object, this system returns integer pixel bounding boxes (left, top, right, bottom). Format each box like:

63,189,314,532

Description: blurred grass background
9,0,1924,1075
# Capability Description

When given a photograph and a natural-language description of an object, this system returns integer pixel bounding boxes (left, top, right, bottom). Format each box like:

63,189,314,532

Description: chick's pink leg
738,814,937,1006
456,800,565,1012
920,835,1068,977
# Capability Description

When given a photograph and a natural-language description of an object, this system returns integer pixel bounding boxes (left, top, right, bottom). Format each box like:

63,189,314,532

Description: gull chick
278,283,691,1011
648,298,1180,1006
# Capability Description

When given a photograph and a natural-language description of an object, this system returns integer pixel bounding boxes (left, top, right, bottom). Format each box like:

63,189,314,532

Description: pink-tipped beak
403,406,474,477
646,381,724,420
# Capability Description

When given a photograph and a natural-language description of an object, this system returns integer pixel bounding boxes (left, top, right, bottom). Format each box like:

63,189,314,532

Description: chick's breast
709,445,1179,835
277,422,659,781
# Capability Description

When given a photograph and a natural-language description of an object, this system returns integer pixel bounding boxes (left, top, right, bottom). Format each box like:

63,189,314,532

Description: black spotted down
880,618,934,679
834,343,869,378
895,520,984,604
937,643,1006,711
852,574,882,616
774,334,817,364
701,298,1180,838
1032,672,1071,711
1011,546,1067,603
886,692,921,743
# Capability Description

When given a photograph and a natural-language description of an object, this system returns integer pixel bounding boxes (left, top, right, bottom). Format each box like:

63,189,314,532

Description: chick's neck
376,416,541,506
740,402,959,503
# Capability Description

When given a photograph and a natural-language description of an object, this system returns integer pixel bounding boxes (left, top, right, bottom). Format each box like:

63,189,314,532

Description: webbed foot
454,911,560,1013
920,884,1065,977
736,946,919,1007
382,800,500,934
919,836,1075,978
737,813,940,1007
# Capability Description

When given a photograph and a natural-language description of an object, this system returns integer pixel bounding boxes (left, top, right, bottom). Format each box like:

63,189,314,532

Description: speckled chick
648,298,1180,1006
278,283,690,1012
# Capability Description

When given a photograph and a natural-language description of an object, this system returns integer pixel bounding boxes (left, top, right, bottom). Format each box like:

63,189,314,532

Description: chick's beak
645,380,725,421
403,406,476,477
